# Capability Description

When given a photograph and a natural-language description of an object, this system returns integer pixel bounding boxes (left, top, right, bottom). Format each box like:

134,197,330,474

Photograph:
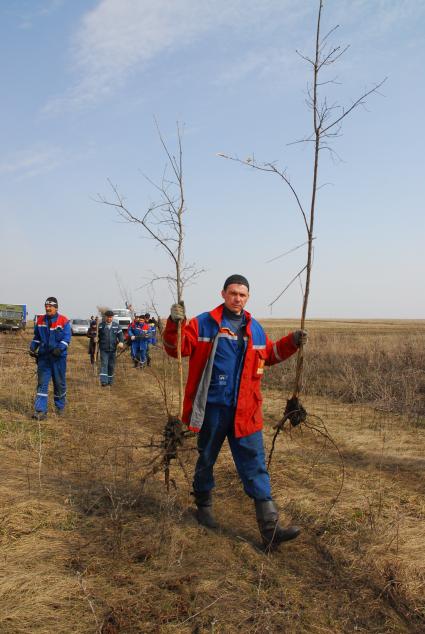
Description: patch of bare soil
0,329,424,633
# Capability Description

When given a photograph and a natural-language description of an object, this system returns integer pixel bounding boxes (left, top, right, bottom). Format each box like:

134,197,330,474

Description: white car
70,318,90,335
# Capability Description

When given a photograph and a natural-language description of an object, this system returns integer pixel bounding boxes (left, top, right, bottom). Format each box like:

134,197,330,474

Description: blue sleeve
30,322,41,352
57,320,72,352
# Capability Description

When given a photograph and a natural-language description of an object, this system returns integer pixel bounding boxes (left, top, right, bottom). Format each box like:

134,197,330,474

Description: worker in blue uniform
127,314,143,367
144,313,157,366
29,296,72,420
97,310,124,385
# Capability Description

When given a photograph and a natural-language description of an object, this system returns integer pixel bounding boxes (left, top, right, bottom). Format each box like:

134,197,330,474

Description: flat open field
0,320,424,633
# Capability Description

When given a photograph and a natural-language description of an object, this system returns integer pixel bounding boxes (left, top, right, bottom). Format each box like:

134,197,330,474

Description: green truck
0,303,27,331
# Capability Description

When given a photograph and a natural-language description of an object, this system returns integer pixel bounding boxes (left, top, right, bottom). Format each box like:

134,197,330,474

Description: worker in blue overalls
29,296,72,420
128,314,144,367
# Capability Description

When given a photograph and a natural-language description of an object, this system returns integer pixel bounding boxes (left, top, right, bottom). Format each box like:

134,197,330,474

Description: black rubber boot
193,490,218,529
255,500,301,549
32,412,47,421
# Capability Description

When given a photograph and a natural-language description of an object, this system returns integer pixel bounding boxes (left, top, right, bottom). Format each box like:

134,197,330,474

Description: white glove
117,342,124,349
293,330,308,347
131,336,135,341
170,302,186,322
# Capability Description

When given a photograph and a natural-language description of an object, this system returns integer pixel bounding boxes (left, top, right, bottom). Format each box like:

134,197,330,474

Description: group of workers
86,312,157,382
126,313,157,368
28,275,308,550
29,301,158,409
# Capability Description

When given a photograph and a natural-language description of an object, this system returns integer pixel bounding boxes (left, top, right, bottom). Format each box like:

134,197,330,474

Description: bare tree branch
268,265,307,309
266,239,315,264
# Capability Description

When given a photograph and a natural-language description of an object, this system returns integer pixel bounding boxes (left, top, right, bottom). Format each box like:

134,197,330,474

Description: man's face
105,315,113,324
221,284,249,314
45,304,58,317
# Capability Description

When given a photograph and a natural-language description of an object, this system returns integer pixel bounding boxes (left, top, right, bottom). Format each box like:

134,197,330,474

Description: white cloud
213,47,298,87
43,0,425,113
43,0,302,113
0,146,63,178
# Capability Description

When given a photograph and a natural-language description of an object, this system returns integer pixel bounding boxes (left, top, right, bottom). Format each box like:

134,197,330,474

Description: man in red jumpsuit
163,274,308,549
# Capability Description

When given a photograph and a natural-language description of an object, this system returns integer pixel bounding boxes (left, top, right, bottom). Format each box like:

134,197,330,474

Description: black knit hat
223,274,249,291
45,296,58,307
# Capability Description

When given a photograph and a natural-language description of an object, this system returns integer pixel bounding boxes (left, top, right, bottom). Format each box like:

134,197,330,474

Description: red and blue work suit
146,321,157,345
30,313,72,413
127,321,149,365
146,321,157,366
163,304,299,501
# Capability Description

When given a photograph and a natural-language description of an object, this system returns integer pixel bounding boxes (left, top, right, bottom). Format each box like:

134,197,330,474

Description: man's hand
131,336,136,341
170,301,185,322
52,348,62,357
117,342,124,349
292,330,308,347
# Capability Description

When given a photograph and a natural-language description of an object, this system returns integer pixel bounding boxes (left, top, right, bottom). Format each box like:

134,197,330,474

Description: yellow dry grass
0,321,424,633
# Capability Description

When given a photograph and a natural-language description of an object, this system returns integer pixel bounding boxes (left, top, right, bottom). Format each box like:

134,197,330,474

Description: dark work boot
255,500,301,549
193,490,218,529
32,411,47,421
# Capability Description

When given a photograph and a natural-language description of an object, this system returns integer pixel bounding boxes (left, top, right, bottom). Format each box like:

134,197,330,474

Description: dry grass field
0,320,424,633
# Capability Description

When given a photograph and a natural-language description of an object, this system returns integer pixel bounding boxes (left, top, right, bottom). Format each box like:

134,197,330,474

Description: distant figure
97,310,124,386
86,316,98,365
163,274,308,549
128,314,150,368
144,313,157,366
29,297,71,420
127,314,143,367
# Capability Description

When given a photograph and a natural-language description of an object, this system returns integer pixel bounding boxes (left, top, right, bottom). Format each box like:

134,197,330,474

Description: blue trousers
35,355,67,413
193,404,272,501
139,341,148,364
99,349,116,385
130,341,139,360
130,340,148,364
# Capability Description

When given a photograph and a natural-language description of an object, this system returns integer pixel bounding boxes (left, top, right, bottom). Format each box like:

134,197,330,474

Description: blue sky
1,0,424,320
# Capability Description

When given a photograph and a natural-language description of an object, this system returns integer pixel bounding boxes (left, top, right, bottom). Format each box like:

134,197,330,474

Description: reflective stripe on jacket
163,304,298,438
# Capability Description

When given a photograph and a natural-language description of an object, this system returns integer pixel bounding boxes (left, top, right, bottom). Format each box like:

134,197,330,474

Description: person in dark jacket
29,296,72,420
163,274,308,549
86,316,98,364
97,310,124,386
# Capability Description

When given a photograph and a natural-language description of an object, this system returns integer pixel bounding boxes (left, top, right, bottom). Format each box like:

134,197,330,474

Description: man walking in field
163,274,308,549
87,316,98,365
29,297,71,420
127,314,143,367
97,310,124,386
